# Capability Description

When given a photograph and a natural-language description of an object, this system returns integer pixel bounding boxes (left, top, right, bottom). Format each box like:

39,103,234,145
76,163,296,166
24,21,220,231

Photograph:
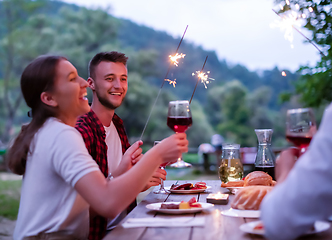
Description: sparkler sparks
192,71,215,89
272,9,326,57
281,71,287,76
165,79,177,87
169,53,186,66
189,56,212,104
270,10,301,48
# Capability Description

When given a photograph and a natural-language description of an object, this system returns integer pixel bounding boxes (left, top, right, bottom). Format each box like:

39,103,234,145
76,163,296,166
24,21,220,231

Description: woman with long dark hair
7,55,188,239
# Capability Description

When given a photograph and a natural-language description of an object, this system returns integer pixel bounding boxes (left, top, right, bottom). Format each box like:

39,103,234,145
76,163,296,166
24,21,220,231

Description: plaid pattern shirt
76,110,136,240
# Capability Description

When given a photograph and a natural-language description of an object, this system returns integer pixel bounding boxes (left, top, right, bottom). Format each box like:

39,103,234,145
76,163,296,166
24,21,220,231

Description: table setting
103,178,332,240
103,102,332,240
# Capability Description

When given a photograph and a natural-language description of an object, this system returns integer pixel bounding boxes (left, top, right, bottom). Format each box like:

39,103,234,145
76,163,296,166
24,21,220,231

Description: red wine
255,166,275,180
167,117,192,133
286,135,312,149
160,162,168,168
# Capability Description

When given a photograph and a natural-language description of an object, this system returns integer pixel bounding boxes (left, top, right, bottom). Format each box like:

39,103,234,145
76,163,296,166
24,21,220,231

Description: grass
0,180,21,220
182,153,200,163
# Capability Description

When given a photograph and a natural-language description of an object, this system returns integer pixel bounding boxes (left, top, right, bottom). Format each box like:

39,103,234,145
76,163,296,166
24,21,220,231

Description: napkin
122,216,205,228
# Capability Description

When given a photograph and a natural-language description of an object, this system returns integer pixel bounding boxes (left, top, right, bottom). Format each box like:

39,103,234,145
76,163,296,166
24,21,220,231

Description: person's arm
75,133,188,219
275,147,299,184
109,140,167,191
261,103,332,240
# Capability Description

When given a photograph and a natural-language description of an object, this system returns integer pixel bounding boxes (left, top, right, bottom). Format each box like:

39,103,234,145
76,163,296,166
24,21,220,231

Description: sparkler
272,9,325,57
270,10,301,48
189,55,213,104
140,25,188,140
191,70,215,89
169,53,186,66
165,79,177,87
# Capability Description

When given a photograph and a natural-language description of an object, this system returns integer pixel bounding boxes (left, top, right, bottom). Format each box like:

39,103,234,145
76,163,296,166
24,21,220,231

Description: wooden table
104,180,332,240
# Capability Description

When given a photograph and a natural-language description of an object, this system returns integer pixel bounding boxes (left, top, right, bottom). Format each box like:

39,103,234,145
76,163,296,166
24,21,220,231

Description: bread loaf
243,171,273,187
231,186,273,210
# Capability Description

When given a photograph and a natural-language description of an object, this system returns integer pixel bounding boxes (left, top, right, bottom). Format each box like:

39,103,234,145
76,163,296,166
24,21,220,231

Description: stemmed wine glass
286,108,317,155
153,141,169,194
167,100,193,168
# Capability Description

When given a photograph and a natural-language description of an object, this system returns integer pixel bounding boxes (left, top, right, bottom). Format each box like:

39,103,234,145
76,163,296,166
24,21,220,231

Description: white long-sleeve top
260,103,332,240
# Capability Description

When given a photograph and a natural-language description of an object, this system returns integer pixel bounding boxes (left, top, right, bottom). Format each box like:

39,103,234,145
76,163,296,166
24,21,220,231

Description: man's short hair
88,51,128,79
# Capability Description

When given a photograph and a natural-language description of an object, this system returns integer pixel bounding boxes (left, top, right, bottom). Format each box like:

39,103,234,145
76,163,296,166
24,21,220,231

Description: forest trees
0,0,48,143
0,0,306,149
206,81,279,147
0,0,215,147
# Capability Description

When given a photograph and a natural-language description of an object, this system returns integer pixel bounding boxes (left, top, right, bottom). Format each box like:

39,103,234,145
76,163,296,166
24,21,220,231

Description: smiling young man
75,52,166,240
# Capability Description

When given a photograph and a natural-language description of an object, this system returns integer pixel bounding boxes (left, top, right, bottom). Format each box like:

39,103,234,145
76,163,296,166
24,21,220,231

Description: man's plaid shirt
76,110,136,240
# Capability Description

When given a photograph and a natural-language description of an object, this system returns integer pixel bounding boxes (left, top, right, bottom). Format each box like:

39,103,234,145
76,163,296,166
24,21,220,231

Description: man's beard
96,91,122,110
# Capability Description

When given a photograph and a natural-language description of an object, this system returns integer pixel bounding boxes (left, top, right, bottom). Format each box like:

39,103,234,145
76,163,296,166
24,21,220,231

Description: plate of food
221,208,260,218
165,182,211,194
240,220,331,236
146,197,214,214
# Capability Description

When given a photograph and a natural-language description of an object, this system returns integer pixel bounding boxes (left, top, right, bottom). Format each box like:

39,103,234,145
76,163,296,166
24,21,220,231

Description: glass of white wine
218,143,243,183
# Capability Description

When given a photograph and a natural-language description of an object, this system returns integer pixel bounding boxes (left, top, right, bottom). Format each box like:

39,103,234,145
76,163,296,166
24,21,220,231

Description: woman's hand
141,168,167,192
153,133,188,164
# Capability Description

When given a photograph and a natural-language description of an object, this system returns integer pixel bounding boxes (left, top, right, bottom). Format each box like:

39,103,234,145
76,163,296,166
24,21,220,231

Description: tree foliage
211,81,254,146
276,0,332,107
0,0,48,142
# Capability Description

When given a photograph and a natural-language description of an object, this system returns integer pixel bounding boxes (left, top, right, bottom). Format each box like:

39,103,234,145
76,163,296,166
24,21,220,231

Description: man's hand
130,143,143,165
275,147,300,184
141,168,167,192
113,140,143,177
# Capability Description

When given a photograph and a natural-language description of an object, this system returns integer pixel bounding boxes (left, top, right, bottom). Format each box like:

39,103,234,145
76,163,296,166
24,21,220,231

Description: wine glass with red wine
153,141,169,194
167,100,193,168
286,108,317,154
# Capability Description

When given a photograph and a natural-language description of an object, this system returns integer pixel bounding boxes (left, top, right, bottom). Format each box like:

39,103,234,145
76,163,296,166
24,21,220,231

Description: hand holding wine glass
286,108,317,155
167,100,193,168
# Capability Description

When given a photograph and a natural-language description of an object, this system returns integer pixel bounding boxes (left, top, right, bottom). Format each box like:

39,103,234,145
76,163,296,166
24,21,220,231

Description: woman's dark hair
7,55,67,175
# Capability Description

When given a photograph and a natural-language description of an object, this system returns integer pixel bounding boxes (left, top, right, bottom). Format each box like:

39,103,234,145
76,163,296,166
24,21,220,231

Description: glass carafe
254,129,276,180
218,143,243,183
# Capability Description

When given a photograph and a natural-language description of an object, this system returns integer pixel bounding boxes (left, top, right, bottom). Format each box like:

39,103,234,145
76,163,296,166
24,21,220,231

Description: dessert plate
221,208,260,218
146,202,214,214
240,220,330,236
